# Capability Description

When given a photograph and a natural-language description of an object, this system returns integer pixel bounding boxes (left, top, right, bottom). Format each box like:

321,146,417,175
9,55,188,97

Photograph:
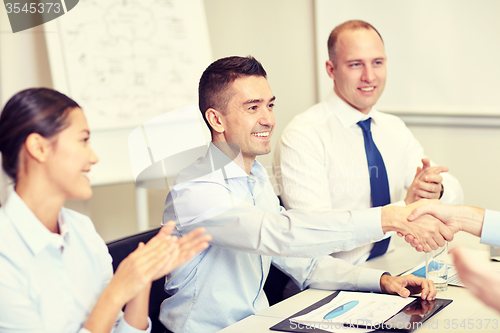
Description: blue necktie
358,118,391,260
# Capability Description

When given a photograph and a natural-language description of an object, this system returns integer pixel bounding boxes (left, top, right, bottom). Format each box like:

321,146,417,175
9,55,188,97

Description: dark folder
270,291,452,333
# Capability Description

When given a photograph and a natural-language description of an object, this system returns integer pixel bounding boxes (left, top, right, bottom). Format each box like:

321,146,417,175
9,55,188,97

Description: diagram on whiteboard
46,0,212,130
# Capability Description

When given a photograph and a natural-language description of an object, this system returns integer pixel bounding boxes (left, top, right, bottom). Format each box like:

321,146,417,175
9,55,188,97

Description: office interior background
1,0,499,243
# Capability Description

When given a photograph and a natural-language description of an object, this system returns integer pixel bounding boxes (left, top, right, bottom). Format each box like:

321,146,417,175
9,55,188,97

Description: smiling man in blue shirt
159,56,453,333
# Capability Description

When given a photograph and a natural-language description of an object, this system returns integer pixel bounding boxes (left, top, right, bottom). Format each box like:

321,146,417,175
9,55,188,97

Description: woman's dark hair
0,88,79,183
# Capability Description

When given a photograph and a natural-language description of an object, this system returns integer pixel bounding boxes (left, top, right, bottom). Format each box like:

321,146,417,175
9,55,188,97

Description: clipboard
270,291,452,333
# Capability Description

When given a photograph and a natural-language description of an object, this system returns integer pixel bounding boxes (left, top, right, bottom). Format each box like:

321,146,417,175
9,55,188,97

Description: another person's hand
151,223,212,280
380,274,436,301
383,200,454,252
451,247,500,313
108,221,211,304
405,158,448,205
406,204,484,251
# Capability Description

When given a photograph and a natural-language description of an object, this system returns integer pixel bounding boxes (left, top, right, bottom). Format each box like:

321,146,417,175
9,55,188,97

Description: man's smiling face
219,75,275,166
327,28,387,114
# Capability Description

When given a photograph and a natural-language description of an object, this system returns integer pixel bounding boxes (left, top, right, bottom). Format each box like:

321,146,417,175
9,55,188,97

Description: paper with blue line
291,291,414,330
324,300,359,319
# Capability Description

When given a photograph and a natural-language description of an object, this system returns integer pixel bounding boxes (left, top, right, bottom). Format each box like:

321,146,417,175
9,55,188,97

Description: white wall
204,0,318,173
0,9,53,103
408,125,500,211
1,0,499,241
0,8,53,206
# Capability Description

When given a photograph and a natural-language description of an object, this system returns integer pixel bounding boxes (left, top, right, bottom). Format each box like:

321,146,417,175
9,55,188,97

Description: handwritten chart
46,0,212,131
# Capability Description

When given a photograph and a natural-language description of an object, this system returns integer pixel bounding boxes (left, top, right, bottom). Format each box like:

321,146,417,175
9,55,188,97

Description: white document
291,291,414,330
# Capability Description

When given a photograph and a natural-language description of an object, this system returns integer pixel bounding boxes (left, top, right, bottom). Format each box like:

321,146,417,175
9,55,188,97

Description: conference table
219,233,500,333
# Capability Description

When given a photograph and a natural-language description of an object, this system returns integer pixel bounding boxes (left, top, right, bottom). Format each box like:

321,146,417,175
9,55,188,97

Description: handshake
390,199,500,315
382,199,480,252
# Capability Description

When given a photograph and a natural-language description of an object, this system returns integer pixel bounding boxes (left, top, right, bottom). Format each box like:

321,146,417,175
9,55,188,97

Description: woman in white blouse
0,88,211,333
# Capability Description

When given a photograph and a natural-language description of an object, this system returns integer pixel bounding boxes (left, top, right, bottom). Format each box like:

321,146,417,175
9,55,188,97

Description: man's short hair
198,56,267,131
327,20,384,66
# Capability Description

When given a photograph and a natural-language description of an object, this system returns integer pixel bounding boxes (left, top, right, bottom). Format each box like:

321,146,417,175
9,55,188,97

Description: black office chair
107,228,172,333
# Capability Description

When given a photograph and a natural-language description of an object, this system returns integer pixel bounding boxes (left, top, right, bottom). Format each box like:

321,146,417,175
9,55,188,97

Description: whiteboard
45,0,212,185
315,0,500,116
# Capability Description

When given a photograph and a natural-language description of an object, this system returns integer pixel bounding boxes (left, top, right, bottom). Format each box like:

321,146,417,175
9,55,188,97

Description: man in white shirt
274,20,463,266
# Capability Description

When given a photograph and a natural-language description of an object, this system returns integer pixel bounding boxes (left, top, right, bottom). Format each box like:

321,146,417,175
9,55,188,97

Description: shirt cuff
115,316,152,333
351,207,385,246
480,209,500,247
356,268,387,293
